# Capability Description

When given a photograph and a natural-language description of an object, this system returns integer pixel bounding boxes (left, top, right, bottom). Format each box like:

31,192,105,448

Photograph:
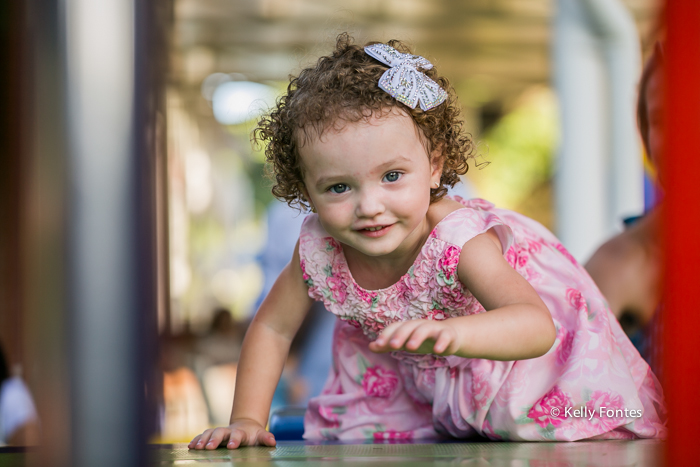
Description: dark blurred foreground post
18,0,168,466
664,0,700,465
23,0,72,464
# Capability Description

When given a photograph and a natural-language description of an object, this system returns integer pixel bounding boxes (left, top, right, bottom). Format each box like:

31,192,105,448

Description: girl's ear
430,146,445,185
299,184,315,212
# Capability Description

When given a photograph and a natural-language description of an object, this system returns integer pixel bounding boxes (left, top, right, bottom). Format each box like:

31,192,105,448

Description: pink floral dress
299,197,666,441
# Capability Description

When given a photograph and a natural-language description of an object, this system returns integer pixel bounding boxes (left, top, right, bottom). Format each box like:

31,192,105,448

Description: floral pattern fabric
300,197,667,441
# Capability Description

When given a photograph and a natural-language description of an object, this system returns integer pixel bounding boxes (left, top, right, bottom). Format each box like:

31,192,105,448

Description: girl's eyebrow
376,155,412,170
314,175,345,189
314,156,412,189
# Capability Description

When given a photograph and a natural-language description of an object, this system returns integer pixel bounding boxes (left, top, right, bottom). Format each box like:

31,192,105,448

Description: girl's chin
342,238,399,258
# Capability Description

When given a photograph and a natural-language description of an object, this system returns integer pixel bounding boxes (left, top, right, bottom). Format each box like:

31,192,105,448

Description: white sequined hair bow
364,43,447,111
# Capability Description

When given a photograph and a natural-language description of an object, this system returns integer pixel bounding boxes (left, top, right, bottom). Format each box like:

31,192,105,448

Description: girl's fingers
374,322,402,346
193,429,214,449
372,320,434,353
188,434,202,449
205,427,230,450
370,326,400,352
227,429,246,449
193,424,272,450
257,430,276,447
433,328,453,354
404,323,435,351
387,321,423,350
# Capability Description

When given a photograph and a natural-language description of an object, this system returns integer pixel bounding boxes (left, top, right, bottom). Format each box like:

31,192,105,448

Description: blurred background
0,0,662,464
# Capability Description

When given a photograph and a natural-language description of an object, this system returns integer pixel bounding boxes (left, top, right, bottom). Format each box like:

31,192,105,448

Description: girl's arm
370,229,557,361
189,240,314,449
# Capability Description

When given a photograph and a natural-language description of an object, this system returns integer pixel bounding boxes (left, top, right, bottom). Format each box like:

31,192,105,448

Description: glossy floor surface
0,440,664,466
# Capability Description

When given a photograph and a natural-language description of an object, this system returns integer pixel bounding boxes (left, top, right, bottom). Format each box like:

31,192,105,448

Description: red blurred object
663,1,700,465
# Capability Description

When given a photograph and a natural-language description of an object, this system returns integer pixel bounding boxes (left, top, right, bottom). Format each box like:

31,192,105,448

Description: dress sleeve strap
298,214,339,302
436,197,514,255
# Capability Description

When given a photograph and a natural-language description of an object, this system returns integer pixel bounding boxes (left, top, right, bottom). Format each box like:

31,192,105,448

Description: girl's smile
298,110,443,270
356,223,394,237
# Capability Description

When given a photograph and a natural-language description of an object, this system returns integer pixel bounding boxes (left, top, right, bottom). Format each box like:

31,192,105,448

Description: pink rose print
585,390,626,431
427,308,448,321
363,316,387,335
373,430,413,441
463,198,494,211
395,279,410,297
472,372,492,411
362,365,399,398
528,385,572,428
354,284,378,305
566,288,587,313
481,418,503,440
412,258,430,283
505,245,528,269
300,259,311,282
496,362,529,405
505,247,516,266
344,318,361,328
554,242,578,266
318,405,340,429
327,274,347,304
439,288,468,311
557,327,575,365
437,246,461,281
526,239,542,254
326,238,342,253
516,248,529,268
525,267,542,282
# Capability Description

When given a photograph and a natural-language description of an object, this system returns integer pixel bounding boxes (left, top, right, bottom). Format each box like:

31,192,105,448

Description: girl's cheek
318,204,353,228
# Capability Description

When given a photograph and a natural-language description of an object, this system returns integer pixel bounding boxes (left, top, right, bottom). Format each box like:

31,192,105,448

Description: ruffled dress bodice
300,198,511,341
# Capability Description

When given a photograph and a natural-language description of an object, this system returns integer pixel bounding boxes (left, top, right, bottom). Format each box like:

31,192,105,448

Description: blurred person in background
197,307,244,367
585,43,664,342
0,343,39,446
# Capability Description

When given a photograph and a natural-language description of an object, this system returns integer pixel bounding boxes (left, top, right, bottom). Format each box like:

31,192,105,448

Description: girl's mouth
358,224,393,238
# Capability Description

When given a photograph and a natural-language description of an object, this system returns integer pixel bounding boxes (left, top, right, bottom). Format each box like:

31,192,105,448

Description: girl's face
299,111,442,260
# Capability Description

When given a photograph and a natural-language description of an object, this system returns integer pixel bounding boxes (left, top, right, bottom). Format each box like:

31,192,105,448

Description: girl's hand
188,419,276,450
369,319,460,356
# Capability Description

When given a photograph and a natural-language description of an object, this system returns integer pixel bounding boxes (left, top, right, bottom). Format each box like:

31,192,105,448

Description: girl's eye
384,172,401,182
329,184,348,194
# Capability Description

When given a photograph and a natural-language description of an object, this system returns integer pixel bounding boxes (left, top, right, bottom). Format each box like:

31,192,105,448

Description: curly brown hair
254,33,475,210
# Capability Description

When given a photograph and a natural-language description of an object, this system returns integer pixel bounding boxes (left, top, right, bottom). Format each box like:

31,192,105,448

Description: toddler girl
189,35,666,448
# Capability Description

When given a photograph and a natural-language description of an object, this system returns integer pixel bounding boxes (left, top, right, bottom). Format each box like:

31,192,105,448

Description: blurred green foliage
468,86,558,228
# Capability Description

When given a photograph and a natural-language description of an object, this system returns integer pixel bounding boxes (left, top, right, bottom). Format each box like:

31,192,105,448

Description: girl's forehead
297,109,422,147
298,112,432,183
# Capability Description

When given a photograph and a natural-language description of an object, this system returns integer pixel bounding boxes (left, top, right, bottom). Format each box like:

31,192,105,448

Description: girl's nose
355,189,385,219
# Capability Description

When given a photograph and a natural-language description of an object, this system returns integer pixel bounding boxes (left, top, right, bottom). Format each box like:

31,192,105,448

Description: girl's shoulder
300,212,327,241
430,196,514,253
298,214,344,272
